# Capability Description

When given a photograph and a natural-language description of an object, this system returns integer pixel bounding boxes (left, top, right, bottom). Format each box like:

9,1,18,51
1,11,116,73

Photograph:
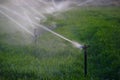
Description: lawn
0,7,120,80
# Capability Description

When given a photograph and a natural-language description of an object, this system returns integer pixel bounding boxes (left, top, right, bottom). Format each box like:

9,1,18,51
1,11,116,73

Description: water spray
0,10,34,36
77,0,94,6
0,0,94,36
0,0,92,77
52,0,57,8
32,22,83,48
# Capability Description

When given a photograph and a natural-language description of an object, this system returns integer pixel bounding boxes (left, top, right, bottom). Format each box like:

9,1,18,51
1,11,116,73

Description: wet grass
0,7,120,80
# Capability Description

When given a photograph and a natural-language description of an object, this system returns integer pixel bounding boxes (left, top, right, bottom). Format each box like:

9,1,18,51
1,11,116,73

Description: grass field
0,7,120,80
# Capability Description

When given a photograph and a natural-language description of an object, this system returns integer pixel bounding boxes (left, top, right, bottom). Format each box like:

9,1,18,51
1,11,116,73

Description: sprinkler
34,28,38,44
82,44,90,77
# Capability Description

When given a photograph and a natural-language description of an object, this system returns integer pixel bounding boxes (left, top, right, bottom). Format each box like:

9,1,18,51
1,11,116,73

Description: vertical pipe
34,28,37,44
84,45,87,77
82,45,89,77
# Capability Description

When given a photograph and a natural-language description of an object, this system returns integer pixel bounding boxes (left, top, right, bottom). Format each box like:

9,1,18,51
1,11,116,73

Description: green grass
0,7,120,80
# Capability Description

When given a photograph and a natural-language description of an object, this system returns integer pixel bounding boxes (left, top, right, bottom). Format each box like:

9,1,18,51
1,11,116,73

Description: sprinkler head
82,44,90,50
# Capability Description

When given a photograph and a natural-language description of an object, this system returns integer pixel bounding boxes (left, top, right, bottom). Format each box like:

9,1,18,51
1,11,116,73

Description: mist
0,0,95,46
